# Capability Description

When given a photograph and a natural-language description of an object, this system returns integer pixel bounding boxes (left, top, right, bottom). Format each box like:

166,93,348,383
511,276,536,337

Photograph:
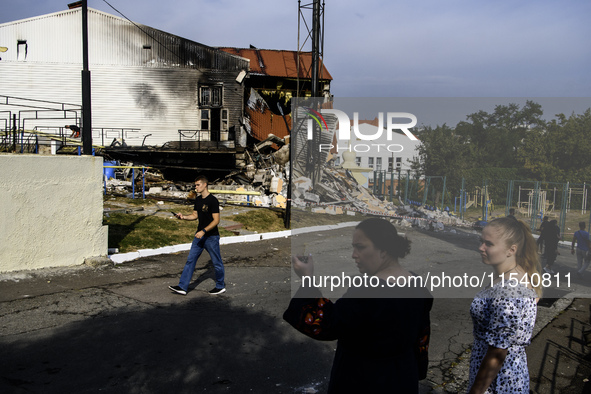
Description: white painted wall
0,154,108,272
336,122,421,171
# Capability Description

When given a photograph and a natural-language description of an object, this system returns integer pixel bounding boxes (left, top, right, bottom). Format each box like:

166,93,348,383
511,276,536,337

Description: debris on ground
103,134,290,209
102,136,473,231
291,166,473,231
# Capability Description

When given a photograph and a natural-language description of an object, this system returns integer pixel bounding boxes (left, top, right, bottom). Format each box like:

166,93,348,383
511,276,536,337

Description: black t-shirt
541,224,560,248
193,193,220,236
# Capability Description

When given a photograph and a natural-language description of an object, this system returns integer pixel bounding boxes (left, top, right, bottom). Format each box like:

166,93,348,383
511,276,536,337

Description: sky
1,0,591,100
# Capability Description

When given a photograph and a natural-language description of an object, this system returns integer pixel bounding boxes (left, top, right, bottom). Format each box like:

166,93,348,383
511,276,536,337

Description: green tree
413,124,469,197
455,101,544,170
545,109,591,183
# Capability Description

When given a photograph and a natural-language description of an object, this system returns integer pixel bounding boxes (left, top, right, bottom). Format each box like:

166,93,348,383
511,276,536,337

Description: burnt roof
219,47,332,80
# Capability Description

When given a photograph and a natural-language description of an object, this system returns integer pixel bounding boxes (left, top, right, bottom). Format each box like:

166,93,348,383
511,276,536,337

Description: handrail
103,165,151,199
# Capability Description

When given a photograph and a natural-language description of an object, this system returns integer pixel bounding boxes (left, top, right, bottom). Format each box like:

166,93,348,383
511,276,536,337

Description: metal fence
368,169,591,239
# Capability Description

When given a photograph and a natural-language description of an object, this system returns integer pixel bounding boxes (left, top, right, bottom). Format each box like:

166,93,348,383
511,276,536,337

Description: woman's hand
292,254,314,278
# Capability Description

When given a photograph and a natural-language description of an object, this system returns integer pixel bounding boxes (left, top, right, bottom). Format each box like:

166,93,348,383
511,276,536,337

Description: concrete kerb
108,223,359,265
108,222,568,266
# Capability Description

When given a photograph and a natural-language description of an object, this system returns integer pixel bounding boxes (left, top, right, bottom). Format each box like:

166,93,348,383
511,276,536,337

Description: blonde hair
486,217,543,297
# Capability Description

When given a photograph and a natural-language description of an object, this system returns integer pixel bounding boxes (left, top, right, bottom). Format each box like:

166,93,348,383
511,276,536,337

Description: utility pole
311,0,321,98
81,0,93,154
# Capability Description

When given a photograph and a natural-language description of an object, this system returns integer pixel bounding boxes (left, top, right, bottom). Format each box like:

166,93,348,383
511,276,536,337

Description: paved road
1,225,590,393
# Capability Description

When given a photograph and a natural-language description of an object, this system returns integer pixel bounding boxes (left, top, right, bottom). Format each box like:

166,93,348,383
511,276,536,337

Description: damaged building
0,5,250,179
0,6,335,184
220,47,332,144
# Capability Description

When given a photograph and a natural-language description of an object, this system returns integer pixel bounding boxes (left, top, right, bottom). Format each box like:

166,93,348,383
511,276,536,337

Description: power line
100,0,183,62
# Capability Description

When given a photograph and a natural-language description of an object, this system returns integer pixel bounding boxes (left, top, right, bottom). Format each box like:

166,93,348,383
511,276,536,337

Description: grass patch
105,213,195,252
104,213,235,253
290,208,361,228
104,195,155,208
232,209,286,232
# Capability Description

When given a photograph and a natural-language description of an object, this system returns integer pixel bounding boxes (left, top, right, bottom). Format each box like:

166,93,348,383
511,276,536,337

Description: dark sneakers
209,287,226,295
168,285,187,295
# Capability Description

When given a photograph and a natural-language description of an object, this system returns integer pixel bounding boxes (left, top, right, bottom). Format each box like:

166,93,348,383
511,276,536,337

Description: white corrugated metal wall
0,8,247,68
0,62,200,146
0,7,248,147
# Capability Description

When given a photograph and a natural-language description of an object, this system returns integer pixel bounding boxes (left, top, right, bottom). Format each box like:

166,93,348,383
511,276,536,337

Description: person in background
506,208,516,220
541,219,560,274
537,216,549,254
65,124,80,138
468,217,541,394
571,221,591,278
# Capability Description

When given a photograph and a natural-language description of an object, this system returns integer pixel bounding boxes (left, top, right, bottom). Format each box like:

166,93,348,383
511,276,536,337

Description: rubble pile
102,133,472,231
292,167,397,215
396,205,472,230
292,166,473,231
214,134,289,208
103,167,191,199
103,134,290,209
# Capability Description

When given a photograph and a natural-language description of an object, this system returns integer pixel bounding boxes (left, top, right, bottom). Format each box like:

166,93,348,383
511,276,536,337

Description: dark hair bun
356,218,411,258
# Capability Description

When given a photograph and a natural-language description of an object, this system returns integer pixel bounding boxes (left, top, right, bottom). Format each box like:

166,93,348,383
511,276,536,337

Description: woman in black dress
284,218,433,393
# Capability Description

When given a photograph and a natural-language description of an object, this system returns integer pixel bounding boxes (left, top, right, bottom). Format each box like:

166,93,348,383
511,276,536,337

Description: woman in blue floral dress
468,217,542,394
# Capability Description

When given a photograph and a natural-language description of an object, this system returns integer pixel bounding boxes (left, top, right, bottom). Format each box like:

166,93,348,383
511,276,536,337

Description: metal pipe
81,0,93,154
311,0,320,97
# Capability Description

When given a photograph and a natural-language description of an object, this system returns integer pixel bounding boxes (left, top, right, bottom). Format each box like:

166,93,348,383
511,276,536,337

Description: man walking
541,219,560,274
572,221,591,277
169,176,226,295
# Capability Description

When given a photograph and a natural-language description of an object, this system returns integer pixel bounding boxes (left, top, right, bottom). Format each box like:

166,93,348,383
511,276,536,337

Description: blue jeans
576,248,591,273
178,235,225,291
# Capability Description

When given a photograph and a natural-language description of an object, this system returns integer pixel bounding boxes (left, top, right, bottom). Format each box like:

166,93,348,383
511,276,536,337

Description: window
355,157,361,167
200,85,222,107
388,157,394,172
142,45,153,64
221,109,229,131
212,87,221,106
17,40,27,61
396,157,402,169
376,157,382,171
368,157,374,169
200,109,209,131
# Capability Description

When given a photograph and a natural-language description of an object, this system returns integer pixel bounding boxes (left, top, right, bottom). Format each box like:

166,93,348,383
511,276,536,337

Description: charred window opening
200,85,222,107
17,40,27,61
142,45,153,65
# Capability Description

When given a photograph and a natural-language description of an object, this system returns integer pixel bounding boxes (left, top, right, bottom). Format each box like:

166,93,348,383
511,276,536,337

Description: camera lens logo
304,107,329,133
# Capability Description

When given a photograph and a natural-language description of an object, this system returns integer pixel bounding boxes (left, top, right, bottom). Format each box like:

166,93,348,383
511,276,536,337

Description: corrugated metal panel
0,9,80,63
0,8,249,148
91,65,201,146
0,8,249,71
0,62,205,146
219,47,332,80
